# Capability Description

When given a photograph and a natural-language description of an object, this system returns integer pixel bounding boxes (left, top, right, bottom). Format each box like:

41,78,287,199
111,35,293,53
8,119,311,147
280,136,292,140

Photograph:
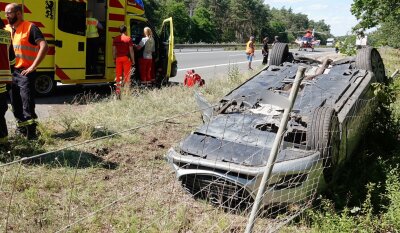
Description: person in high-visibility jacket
86,10,103,74
5,3,48,140
0,17,15,145
245,36,255,70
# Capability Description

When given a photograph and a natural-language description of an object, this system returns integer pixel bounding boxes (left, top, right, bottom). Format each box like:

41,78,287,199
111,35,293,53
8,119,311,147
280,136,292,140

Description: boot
26,124,38,140
15,126,27,137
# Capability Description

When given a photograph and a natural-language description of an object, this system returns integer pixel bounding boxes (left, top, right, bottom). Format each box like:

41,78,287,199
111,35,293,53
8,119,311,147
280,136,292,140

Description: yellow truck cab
0,0,177,95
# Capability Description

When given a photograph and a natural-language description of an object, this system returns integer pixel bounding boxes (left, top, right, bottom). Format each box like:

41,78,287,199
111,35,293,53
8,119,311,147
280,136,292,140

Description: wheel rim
35,75,53,94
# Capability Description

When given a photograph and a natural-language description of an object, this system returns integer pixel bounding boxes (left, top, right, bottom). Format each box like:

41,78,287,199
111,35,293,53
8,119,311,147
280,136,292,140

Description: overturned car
166,43,386,210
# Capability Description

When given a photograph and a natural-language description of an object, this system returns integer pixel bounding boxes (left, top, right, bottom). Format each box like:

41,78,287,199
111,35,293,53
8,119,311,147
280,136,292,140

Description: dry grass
0,65,269,232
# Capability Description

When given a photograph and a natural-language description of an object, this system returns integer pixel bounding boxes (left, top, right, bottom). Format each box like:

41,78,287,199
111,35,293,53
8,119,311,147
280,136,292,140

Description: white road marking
178,59,262,72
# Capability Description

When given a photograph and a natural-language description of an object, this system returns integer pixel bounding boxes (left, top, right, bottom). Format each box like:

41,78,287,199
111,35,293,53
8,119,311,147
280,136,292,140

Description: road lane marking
178,59,263,71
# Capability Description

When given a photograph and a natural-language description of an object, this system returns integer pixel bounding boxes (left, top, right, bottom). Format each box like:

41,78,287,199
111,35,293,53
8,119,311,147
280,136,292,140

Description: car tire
307,107,340,183
269,43,289,66
355,46,386,83
35,72,56,96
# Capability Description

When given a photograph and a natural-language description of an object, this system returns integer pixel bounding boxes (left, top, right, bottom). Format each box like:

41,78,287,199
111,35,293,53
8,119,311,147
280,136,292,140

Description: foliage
351,0,400,30
337,35,357,56
146,0,332,43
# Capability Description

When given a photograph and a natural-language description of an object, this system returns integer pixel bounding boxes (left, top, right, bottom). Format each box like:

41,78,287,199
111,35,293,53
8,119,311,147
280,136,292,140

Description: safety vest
6,21,39,69
86,18,99,38
246,41,254,54
0,28,12,92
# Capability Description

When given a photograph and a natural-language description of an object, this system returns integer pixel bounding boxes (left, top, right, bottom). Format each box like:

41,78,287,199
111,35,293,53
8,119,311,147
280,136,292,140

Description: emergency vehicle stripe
108,27,120,32
55,65,71,80
43,33,54,38
47,47,55,55
109,0,124,8
31,22,45,28
109,13,125,21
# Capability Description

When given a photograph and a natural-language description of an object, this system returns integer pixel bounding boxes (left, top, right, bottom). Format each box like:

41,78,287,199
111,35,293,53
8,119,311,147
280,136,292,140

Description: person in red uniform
0,17,15,146
112,25,135,96
5,3,48,140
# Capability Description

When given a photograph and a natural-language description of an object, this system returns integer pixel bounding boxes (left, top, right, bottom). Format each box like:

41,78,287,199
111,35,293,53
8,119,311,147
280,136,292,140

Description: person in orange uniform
245,36,255,70
5,3,48,140
112,25,135,96
0,17,15,146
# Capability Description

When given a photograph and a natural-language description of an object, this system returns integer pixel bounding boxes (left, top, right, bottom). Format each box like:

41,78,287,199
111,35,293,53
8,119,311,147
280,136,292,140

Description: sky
265,0,358,36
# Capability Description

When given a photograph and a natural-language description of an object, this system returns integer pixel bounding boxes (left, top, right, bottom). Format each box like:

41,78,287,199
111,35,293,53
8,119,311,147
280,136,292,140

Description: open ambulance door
54,0,86,82
160,17,176,78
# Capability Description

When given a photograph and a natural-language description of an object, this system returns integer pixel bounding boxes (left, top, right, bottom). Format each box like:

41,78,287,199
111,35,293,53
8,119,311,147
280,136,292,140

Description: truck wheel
269,43,289,66
355,47,386,83
307,107,340,183
35,73,56,96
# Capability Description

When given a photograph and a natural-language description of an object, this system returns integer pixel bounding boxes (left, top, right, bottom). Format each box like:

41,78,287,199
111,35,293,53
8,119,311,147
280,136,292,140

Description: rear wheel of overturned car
355,46,386,83
35,73,56,96
269,43,289,66
307,107,340,183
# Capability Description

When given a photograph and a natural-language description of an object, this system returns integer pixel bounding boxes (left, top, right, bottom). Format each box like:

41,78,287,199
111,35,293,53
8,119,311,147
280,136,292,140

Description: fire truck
0,0,177,95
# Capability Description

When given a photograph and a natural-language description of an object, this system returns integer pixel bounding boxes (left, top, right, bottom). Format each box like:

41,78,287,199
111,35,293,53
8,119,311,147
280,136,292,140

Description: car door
54,0,86,81
160,17,176,78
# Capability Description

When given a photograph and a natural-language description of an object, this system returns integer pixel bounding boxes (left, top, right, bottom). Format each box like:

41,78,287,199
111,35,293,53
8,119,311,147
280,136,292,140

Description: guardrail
174,43,330,52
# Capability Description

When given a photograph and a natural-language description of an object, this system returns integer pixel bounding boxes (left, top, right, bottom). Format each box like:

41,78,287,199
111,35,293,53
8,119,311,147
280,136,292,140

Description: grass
1,48,399,232
0,64,264,232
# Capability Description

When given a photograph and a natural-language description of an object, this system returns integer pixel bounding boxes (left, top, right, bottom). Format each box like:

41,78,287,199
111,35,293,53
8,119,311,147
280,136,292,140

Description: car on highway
166,43,386,210
326,38,335,47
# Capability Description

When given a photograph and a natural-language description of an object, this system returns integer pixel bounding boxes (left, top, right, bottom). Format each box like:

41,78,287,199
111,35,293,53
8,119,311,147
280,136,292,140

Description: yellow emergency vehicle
0,0,177,95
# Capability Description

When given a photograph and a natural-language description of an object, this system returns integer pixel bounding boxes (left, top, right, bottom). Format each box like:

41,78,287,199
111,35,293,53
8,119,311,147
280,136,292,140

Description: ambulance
0,0,177,95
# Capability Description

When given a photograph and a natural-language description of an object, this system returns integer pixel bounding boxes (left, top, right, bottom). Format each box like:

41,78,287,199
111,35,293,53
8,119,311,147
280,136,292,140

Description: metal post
245,66,306,233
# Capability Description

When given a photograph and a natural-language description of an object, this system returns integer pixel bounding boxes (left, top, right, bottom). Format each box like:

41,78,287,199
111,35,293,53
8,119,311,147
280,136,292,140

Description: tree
160,1,192,43
351,0,400,30
190,7,217,43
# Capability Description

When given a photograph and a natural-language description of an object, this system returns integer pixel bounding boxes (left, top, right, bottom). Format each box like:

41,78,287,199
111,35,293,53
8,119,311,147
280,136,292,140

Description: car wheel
355,47,386,83
307,107,340,183
269,43,289,66
35,73,56,96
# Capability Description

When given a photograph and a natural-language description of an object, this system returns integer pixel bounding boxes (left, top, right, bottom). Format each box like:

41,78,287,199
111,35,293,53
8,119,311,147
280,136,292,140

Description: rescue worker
0,17,14,146
5,3,48,140
86,10,103,74
112,25,135,96
272,36,279,46
245,36,255,70
261,37,269,65
135,27,155,84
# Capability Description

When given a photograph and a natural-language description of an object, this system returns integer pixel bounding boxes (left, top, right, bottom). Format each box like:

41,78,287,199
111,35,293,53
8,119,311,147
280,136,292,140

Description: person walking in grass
246,36,255,70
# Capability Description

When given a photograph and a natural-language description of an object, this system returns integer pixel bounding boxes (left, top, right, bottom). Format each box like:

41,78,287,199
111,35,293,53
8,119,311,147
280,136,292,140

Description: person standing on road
262,37,269,65
0,17,15,146
135,27,155,84
86,10,103,74
272,36,279,46
112,25,135,96
5,3,48,140
245,36,255,70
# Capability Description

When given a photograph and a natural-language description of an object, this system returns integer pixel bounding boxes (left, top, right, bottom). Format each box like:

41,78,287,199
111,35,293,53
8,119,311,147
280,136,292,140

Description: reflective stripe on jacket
86,18,99,38
0,28,12,83
6,21,39,69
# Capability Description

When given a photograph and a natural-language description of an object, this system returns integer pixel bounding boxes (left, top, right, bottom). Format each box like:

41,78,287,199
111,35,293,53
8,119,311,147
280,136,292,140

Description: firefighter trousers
0,90,8,143
9,69,37,127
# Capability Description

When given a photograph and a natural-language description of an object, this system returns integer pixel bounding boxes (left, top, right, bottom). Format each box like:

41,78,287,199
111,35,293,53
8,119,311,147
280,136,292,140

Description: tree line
143,0,333,44
351,0,400,48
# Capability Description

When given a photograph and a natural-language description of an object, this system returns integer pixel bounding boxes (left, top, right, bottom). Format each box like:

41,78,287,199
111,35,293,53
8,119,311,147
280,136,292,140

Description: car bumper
166,147,324,207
